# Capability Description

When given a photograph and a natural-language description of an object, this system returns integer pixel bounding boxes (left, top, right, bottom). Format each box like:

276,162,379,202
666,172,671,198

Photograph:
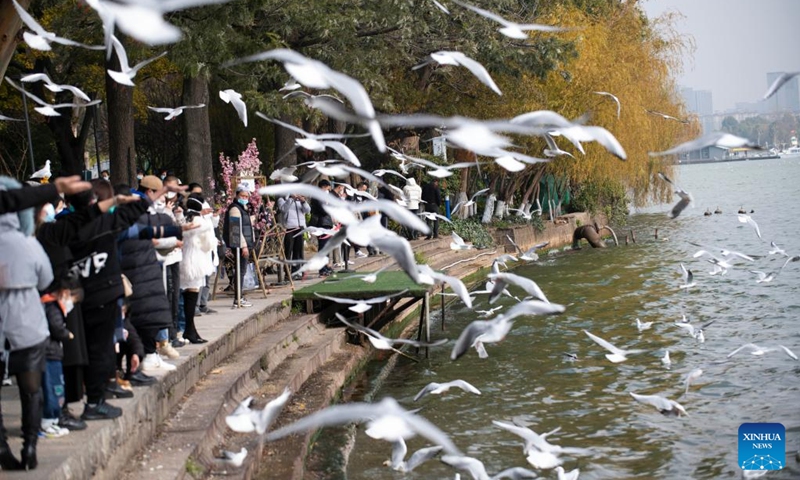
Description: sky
640,0,800,112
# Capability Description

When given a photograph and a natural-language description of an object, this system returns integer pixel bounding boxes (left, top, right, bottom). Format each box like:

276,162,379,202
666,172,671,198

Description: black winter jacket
44,301,72,361
119,210,179,331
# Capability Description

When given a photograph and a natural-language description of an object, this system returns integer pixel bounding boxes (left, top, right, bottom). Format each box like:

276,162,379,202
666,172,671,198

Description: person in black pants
421,178,442,239
308,180,335,277
277,191,311,279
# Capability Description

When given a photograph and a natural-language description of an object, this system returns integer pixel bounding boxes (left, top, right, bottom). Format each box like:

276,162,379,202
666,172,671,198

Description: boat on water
780,146,800,159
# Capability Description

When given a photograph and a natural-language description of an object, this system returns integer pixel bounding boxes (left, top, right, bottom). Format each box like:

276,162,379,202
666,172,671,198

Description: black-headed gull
335,313,447,353
683,368,703,395
12,0,104,51
107,35,166,86
147,104,206,121
636,318,652,332
650,132,762,157
657,172,692,219
452,188,490,214
219,447,247,467
413,380,481,401
737,214,762,240
487,272,549,304
265,396,461,454
219,89,248,127
452,0,571,39
679,263,696,289
5,79,101,117
645,109,689,124
20,73,91,101
415,51,502,95
594,91,621,118
630,392,687,417
385,438,443,472
314,290,408,314
583,330,644,363
225,388,290,434
727,343,797,360
763,72,800,100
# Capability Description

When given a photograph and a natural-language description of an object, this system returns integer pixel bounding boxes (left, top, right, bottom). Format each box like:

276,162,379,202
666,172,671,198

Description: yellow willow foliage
510,3,699,207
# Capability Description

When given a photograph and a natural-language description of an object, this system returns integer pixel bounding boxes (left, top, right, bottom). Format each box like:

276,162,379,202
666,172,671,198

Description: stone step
118,313,342,480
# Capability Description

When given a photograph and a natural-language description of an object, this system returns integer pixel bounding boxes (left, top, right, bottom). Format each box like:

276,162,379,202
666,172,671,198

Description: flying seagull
450,231,475,251
20,73,91,101
505,236,548,261
542,132,575,158
385,438,443,472
414,380,481,402
679,263,696,289
737,214,762,240
415,51,502,95
225,388,291,434
630,392,688,417
265,396,462,454
107,35,167,86
749,256,799,283
11,0,104,51
0,113,23,122
547,125,627,160
492,420,590,469
452,188,490,214
147,104,206,121
441,454,539,480
219,447,247,468
727,343,798,360
583,330,644,363
335,313,447,356
314,290,409,314
452,0,571,39
645,109,689,124
657,172,692,219
219,89,248,127
683,368,703,395
650,132,762,157
768,241,788,257
594,91,621,118
674,319,714,343
5,79,100,117
763,72,800,100
487,272,549,304
417,265,473,309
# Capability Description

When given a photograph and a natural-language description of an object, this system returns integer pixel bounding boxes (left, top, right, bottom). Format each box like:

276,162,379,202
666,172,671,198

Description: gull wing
451,320,492,360
404,445,443,472
594,91,621,118
441,454,490,480
253,388,291,434
779,345,798,360
446,379,481,395
763,71,800,100
390,438,407,469
727,343,759,358
492,467,539,479
400,411,462,455
434,51,501,95
313,292,360,305
583,330,624,356
265,402,387,441
371,234,424,284
630,392,673,411
413,383,440,402
489,272,549,303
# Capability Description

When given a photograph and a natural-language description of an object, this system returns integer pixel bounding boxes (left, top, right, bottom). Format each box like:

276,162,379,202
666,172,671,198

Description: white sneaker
333,262,345,268
347,260,355,265
41,424,69,438
355,251,367,258
142,353,177,372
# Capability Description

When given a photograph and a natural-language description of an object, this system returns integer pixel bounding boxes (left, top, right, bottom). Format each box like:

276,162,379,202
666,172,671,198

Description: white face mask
63,296,75,315
137,174,143,180
154,200,166,213
166,191,177,199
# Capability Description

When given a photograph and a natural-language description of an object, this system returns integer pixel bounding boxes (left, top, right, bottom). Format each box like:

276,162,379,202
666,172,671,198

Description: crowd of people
0,167,446,472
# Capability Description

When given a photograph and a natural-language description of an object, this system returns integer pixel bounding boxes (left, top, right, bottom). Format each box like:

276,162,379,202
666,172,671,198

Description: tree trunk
0,0,29,81
46,108,92,175
482,194,495,224
182,74,213,192
273,113,297,170
105,41,136,187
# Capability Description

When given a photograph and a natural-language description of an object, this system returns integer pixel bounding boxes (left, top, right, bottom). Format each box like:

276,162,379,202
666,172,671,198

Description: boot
0,400,21,470
19,388,42,470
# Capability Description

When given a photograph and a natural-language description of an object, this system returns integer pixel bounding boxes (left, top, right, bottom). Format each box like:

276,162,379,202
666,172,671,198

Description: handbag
242,263,258,290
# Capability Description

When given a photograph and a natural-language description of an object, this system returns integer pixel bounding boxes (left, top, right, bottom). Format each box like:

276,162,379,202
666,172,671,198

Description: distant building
680,86,714,132
766,72,800,113
679,145,729,163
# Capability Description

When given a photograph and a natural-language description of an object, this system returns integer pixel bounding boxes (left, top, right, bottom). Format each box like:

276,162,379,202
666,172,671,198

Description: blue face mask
43,204,56,223
237,198,248,206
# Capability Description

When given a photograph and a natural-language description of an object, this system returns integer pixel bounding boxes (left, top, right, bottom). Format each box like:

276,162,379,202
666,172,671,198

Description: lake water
308,158,800,479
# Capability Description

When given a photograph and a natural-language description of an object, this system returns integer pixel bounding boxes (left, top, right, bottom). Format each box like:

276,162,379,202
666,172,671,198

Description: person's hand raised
54,176,91,195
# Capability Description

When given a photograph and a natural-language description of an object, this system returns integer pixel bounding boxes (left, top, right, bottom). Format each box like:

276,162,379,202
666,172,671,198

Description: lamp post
19,81,35,175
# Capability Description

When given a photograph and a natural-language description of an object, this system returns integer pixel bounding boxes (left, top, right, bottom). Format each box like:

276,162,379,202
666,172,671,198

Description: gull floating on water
661,350,671,367
414,380,481,401
674,319,714,343
650,132,762,157
452,0,571,39
583,330,644,363
107,35,167,86
657,172,692,219
679,263,696,290
727,343,798,360
630,392,688,417
385,437,443,472
556,466,580,480
636,318,653,332
225,388,291,434
265,396,461,454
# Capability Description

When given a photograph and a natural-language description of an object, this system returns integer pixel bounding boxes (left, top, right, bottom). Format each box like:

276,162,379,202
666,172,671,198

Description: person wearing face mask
223,184,255,307
0,177,54,470
100,170,110,181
